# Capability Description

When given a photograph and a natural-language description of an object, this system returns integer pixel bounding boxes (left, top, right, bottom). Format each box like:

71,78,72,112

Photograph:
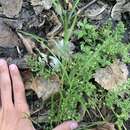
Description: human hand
0,59,78,130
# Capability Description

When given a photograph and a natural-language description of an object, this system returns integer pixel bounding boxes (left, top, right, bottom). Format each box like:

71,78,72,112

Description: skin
0,59,78,130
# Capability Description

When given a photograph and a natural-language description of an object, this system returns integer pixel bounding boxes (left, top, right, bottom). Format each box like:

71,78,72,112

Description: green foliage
27,56,55,79
27,20,130,130
105,79,130,127
52,0,80,44
49,21,130,129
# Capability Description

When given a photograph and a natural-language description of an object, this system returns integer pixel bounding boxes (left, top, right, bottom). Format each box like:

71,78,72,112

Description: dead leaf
111,0,130,21
123,2,130,13
0,20,22,48
92,123,116,130
31,0,52,14
47,11,62,37
0,0,23,18
94,60,128,90
7,55,29,69
24,72,61,101
65,0,73,10
18,33,36,54
85,1,108,20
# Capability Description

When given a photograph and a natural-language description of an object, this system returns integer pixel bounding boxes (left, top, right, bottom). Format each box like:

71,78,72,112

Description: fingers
0,59,13,109
53,121,78,130
9,64,29,113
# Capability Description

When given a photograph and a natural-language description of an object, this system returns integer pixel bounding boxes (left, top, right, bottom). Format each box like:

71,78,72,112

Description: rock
31,0,52,15
94,60,128,90
0,0,23,18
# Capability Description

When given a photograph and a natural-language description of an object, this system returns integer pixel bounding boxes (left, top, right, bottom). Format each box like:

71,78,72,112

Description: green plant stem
18,30,71,84
117,124,122,130
86,109,93,121
64,14,78,44
123,123,127,130
68,0,80,21
77,121,107,130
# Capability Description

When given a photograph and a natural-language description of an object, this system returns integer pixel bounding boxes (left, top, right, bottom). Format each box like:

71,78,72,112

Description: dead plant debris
111,0,130,21
24,71,61,101
92,123,116,130
0,0,23,17
94,60,128,90
31,0,52,15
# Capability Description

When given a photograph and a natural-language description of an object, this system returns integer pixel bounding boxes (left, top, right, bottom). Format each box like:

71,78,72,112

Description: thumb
53,121,78,130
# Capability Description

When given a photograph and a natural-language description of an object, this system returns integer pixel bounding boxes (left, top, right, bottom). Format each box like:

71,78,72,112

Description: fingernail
70,121,78,130
9,64,18,71
0,59,6,65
